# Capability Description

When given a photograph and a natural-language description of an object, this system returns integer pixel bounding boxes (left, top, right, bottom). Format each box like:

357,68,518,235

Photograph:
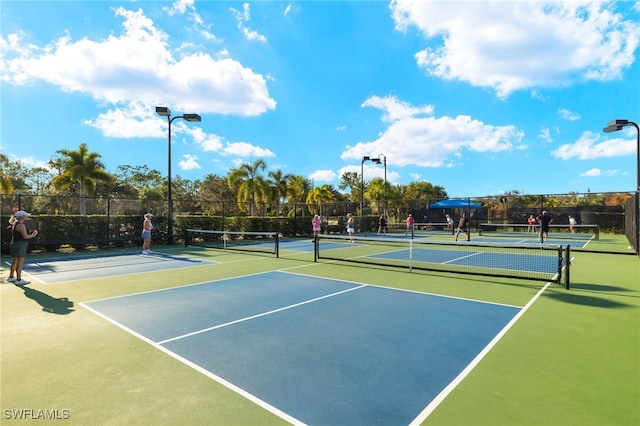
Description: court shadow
18,286,75,314
542,291,633,309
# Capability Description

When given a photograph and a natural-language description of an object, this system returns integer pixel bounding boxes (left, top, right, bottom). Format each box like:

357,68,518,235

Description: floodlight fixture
155,106,202,244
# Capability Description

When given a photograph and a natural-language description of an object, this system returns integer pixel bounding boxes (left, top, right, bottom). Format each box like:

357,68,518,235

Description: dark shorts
10,241,28,257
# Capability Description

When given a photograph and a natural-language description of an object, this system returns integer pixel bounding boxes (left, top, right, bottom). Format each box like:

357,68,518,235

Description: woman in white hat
141,213,154,254
8,211,38,285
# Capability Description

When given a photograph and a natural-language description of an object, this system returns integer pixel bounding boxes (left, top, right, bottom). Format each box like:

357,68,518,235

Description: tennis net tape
185,229,279,257
478,223,599,240
314,234,570,288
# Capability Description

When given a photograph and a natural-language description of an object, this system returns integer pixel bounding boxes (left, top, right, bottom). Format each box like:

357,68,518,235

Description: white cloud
191,128,224,152
342,95,524,167
284,4,294,16
581,168,619,177
0,7,275,117
231,3,267,42
85,102,164,138
539,127,553,143
558,108,581,121
552,130,636,160
361,95,433,122
221,141,275,157
390,0,640,98
179,154,201,170
309,169,337,182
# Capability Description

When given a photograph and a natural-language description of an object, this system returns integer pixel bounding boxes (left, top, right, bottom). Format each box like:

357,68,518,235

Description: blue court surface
472,236,589,247
82,271,521,425
368,247,561,274
18,252,214,284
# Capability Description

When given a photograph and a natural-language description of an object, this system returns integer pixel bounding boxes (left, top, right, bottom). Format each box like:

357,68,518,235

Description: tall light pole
377,153,387,216
361,155,381,236
155,106,201,244
603,119,639,255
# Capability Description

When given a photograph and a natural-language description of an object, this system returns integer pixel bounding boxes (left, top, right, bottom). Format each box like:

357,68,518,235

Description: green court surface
1,234,638,425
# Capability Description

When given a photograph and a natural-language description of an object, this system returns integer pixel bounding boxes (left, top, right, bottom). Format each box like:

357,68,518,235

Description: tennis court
82,271,521,425
1,233,638,425
17,252,214,284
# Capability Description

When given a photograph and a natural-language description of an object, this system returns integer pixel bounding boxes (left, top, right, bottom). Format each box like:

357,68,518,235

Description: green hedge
0,213,384,254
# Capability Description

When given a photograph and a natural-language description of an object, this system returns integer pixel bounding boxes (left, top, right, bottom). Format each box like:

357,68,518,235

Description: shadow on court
18,285,75,314
542,289,633,309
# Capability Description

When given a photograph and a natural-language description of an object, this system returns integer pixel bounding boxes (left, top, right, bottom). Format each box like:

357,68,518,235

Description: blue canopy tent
428,199,482,209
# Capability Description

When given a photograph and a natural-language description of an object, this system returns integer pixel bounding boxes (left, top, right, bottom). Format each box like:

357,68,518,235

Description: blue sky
1,0,639,198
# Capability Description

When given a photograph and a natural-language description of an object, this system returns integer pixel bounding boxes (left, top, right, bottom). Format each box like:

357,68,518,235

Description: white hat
145,213,154,217
14,211,30,218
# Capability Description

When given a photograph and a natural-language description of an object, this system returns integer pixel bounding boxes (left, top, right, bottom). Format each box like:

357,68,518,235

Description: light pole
155,106,201,244
603,119,639,255
377,153,387,216
361,155,381,236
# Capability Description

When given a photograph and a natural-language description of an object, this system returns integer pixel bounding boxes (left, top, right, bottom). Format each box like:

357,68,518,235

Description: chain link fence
1,191,635,255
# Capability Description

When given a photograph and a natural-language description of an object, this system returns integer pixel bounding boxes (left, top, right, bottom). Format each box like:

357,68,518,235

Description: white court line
408,280,553,425
441,251,484,264
157,284,366,344
80,301,306,426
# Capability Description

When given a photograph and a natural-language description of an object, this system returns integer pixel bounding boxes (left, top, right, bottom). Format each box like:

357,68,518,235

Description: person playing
141,213,154,254
346,213,355,243
527,214,537,233
445,214,455,230
377,214,387,235
405,213,414,237
8,211,38,286
455,213,471,241
568,215,577,233
537,211,553,242
312,214,322,236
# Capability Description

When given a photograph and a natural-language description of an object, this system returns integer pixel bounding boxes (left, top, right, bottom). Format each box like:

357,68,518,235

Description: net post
556,245,563,284
275,233,279,258
564,245,571,290
409,238,413,271
595,225,600,241
184,229,188,248
313,234,318,262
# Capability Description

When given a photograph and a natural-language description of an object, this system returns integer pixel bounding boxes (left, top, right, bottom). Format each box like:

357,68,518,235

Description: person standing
141,213,154,254
346,213,355,243
445,214,455,231
527,214,537,233
405,213,414,237
377,214,387,235
568,215,577,233
537,211,553,242
8,211,38,286
312,214,322,236
455,213,471,241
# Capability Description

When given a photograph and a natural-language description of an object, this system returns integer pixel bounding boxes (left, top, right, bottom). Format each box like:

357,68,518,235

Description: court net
314,234,570,288
384,222,455,236
478,223,599,240
184,229,279,256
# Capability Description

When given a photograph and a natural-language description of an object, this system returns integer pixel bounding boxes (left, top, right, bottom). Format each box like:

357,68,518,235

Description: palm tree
365,177,386,214
268,169,293,216
0,153,14,194
306,184,334,216
227,159,270,215
286,174,311,204
51,143,114,214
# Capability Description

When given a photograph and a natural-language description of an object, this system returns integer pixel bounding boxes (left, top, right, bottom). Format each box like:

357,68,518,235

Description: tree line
0,143,450,218
1,144,632,220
